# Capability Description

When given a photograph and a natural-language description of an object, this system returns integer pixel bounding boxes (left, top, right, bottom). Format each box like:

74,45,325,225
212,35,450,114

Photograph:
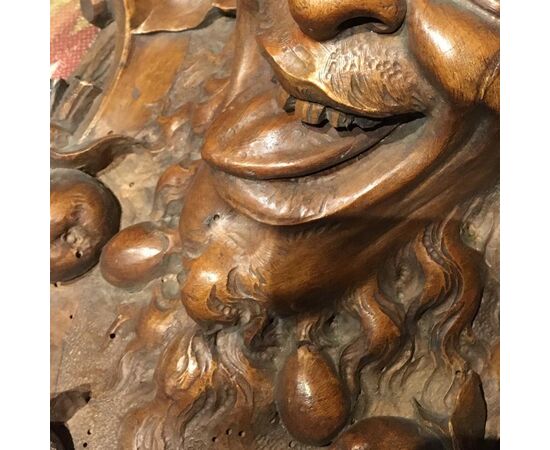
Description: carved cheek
407,0,499,112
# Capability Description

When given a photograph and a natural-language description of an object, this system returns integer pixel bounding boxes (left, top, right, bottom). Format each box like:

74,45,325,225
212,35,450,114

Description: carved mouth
202,88,457,227
201,76,456,226
202,84,424,182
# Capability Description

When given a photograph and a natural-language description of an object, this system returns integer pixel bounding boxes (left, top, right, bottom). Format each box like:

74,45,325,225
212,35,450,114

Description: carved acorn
330,416,444,450
100,222,178,290
275,343,350,446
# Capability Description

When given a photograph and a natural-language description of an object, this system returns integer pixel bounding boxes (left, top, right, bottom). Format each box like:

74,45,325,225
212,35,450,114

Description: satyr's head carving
74,0,500,447
202,0,499,224
177,0,501,318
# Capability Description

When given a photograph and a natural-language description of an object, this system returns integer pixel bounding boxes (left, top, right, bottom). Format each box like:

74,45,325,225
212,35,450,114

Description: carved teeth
276,85,296,112
275,85,382,130
295,100,326,125
353,116,383,130
326,108,353,128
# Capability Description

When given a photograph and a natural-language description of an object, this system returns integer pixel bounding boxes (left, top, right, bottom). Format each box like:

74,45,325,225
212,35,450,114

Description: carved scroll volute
50,0,132,173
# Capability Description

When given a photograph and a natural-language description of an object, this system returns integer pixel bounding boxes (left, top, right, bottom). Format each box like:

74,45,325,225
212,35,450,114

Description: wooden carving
50,0,500,449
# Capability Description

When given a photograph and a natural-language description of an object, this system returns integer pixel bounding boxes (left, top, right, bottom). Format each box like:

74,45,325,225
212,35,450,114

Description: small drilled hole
238,431,245,437
289,441,296,448
83,443,88,448
129,182,135,188
53,282,59,288
109,333,116,339
69,315,73,320
87,430,92,435
226,429,232,436
212,214,220,221
75,250,83,259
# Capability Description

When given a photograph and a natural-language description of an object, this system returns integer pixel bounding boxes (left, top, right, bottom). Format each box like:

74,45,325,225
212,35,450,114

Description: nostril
336,16,387,37
288,0,406,41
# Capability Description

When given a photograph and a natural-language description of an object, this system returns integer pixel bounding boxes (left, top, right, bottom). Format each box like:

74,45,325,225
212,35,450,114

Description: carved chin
202,86,461,225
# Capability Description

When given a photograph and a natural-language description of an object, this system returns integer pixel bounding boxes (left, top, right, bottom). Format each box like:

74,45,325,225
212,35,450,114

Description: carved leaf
129,0,218,34
449,371,487,450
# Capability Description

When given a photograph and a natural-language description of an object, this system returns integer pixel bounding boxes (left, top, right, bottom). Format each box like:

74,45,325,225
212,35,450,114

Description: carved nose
288,0,407,41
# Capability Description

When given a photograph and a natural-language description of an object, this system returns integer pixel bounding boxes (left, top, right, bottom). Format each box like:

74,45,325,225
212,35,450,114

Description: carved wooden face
180,0,500,317
202,0,499,225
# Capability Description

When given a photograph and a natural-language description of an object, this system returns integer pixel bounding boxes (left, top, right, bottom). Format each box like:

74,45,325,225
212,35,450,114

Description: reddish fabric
50,0,99,79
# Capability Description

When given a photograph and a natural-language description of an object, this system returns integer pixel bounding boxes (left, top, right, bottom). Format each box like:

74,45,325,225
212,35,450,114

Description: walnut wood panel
50,1,500,449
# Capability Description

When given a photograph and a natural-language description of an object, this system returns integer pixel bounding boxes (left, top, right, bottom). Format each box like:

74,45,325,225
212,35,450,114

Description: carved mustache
259,24,434,118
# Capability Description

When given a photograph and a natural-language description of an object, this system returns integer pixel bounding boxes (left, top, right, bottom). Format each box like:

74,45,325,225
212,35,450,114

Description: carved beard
155,1,498,444
115,183,498,449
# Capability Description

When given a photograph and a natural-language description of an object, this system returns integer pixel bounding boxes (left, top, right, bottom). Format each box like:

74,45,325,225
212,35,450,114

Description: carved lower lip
202,87,418,180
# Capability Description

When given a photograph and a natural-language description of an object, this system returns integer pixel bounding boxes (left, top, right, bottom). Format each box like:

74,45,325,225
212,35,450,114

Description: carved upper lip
257,27,433,120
